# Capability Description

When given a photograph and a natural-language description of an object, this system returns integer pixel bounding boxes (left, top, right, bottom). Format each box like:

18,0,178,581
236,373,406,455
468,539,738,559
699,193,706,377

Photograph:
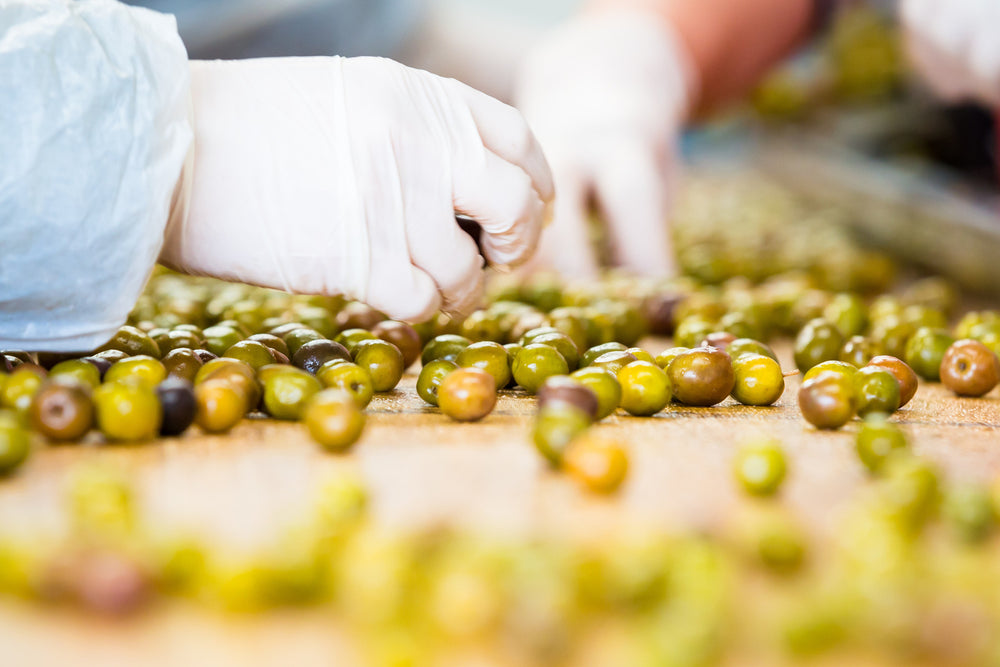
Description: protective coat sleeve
0,0,192,352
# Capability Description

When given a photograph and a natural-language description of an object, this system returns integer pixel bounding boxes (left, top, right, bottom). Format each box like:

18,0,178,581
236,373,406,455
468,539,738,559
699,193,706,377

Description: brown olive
867,355,918,408
29,381,94,442
537,375,599,421
940,340,1000,397
372,321,422,369
438,367,497,422
667,346,735,407
798,371,855,430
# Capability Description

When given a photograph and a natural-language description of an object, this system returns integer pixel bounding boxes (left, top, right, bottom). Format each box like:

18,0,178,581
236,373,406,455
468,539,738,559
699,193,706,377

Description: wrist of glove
163,57,553,322
516,10,696,279
902,0,1000,107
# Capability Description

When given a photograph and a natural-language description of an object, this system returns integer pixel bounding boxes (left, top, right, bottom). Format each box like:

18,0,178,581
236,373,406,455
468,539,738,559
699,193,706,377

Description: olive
282,328,325,358
939,339,1000,397
839,336,878,368
94,381,162,442
727,339,778,363
802,360,858,383
97,325,161,359
731,354,785,406
700,331,737,352
624,347,656,365
416,360,458,407
421,335,472,366
245,334,290,359
2,352,37,367
336,302,385,331
903,327,954,382
161,348,203,384
563,434,629,494
104,356,167,389
334,328,378,355
456,342,512,391
570,367,622,420
871,316,914,360
798,371,855,430
194,379,247,434
942,485,996,543
529,331,580,371
372,321,422,369
512,344,569,394
49,359,101,389
91,349,129,367
733,439,787,496
202,325,244,358
537,376,599,421
269,322,307,338
674,316,716,349
29,381,94,442
317,361,374,408
155,377,197,437
823,293,868,337
852,366,901,417
866,356,918,408
351,339,404,393
0,367,45,414
155,329,204,354
590,350,638,377
654,346,690,371
617,361,671,416
532,405,592,467
438,368,497,422
263,367,323,420
793,318,844,374
643,292,683,335
667,347,735,407
545,307,589,351
459,310,505,343
855,413,906,475
879,453,940,530
304,389,366,452
223,340,276,372
0,410,31,474
902,304,947,331
81,356,113,380
580,343,628,368
192,349,218,364
292,339,351,375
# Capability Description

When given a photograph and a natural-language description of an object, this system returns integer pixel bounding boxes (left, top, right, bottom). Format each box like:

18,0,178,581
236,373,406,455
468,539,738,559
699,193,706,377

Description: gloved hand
164,56,554,322
515,9,696,279
901,0,1000,107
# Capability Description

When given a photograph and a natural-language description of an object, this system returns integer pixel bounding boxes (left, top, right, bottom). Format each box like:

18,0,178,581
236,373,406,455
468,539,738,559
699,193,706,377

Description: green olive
731,354,785,406
512,344,569,394
416,360,458,407
734,438,787,496
617,361,671,416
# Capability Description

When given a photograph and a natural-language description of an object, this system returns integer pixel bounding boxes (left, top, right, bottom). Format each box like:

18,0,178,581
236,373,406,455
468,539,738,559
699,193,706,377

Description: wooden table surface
2,340,1000,666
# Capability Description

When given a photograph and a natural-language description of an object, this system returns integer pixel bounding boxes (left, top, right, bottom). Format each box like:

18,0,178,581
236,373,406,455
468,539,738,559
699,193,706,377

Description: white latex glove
0,0,191,352
901,0,1000,107
516,10,696,280
164,57,554,322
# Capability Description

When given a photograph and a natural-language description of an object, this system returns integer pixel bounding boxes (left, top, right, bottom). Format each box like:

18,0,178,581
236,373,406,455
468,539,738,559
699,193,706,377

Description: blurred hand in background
512,0,815,279
901,0,1000,108
515,9,693,280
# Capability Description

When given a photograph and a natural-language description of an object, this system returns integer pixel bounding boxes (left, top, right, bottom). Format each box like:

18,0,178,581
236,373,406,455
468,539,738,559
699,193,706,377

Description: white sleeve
0,0,192,352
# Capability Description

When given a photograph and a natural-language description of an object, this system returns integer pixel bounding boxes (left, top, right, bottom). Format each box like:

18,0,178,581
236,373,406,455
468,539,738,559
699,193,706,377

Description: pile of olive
0,308,422,467
0,444,995,667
